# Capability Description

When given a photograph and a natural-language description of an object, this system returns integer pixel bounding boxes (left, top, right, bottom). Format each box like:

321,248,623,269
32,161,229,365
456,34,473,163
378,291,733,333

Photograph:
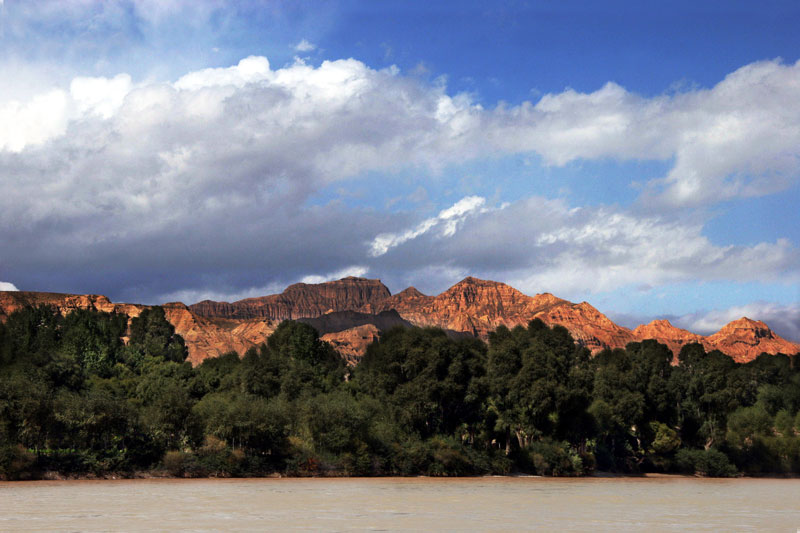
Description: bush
675,448,737,477
194,436,243,476
163,450,186,477
519,440,589,476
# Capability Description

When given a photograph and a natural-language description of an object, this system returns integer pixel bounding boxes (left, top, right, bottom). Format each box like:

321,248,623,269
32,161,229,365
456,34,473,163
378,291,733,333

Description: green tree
127,307,187,364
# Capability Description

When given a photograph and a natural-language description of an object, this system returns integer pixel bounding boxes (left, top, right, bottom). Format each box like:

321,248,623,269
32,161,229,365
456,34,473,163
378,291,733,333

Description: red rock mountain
187,276,799,362
189,277,390,320
321,324,382,366
0,291,144,320
369,277,636,353
707,317,797,364
632,320,713,362
1,277,798,365
0,291,275,365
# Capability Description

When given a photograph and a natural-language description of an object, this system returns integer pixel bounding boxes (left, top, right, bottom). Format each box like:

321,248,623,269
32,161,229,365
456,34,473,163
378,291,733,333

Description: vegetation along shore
1,304,799,480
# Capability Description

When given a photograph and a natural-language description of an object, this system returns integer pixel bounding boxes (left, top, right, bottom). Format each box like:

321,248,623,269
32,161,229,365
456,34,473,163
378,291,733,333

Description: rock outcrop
321,324,382,366
0,290,144,320
706,317,799,364
161,303,275,366
188,276,799,362
373,277,543,337
533,301,636,353
369,277,635,353
0,291,274,366
633,320,712,361
189,277,391,320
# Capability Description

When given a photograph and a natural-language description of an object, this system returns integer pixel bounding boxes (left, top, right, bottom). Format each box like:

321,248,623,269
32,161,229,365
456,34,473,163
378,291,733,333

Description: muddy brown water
1,476,799,531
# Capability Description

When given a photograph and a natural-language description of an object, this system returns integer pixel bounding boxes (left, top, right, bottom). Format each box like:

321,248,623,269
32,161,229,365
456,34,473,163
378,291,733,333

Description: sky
0,0,798,341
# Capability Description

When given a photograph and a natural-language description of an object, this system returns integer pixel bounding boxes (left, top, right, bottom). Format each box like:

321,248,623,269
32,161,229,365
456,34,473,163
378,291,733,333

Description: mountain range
1,276,797,365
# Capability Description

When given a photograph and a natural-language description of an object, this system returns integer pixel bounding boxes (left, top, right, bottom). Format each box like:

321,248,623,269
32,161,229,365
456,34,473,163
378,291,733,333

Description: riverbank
10,469,797,482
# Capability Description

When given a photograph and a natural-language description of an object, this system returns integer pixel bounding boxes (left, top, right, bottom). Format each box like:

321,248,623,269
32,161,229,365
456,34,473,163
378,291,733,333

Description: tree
127,307,187,364
487,320,592,457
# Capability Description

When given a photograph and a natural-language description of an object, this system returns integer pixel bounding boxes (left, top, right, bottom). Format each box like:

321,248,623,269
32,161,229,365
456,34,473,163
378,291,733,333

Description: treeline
1,305,799,479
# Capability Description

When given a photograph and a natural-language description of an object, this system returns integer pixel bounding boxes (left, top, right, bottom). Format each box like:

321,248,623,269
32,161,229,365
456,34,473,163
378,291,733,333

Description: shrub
675,448,737,477
163,450,186,477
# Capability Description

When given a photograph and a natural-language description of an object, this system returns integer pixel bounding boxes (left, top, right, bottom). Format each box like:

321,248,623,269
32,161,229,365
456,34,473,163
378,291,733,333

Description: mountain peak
445,276,518,294
707,316,798,363
724,316,767,328
711,317,773,339
396,286,426,298
649,319,674,328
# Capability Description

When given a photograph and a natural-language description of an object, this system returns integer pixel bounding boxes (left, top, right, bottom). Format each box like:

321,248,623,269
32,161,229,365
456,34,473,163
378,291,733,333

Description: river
1,476,798,531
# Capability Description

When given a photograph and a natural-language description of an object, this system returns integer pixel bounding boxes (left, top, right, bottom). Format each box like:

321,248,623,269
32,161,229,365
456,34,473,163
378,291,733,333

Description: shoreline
6,470,798,482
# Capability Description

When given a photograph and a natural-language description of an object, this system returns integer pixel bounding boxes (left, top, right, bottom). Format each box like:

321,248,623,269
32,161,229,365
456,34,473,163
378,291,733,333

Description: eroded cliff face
0,292,273,366
161,303,276,366
373,277,547,338
0,291,144,320
321,324,382,366
532,301,636,353
189,277,391,320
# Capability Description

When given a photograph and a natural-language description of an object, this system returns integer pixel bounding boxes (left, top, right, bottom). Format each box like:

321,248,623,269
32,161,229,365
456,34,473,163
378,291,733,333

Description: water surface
1,476,798,531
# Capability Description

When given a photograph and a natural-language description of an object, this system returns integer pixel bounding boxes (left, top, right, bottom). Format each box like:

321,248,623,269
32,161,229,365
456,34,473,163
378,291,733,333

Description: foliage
0,305,798,479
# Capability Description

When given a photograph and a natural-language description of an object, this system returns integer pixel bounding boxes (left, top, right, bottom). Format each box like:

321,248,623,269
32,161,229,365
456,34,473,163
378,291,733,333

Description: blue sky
0,0,798,341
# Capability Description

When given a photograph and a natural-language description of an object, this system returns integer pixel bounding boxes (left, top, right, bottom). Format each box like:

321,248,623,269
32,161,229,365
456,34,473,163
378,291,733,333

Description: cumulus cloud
0,282,18,291
71,73,132,118
4,56,798,208
294,39,317,53
369,195,799,297
0,54,798,302
369,196,487,256
672,302,800,343
0,90,70,152
489,59,800,207
173,56,272,90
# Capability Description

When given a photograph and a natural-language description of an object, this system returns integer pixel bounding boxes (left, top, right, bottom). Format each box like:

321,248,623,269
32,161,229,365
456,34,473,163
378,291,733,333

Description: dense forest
1,305,799,480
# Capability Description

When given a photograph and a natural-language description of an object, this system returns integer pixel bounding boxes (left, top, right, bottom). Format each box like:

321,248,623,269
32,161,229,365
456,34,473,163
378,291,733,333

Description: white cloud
672,302,800,343
0,89,70,152
508,204,798,296
0,54,798,303
369,196,487,256
300,265,369,284
370,195,798,298
4,56,800,208
294,39,317,53
0,282,18,291
157,281,288,305
488,59,800,207
173,56,271,90
70,73,132,118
